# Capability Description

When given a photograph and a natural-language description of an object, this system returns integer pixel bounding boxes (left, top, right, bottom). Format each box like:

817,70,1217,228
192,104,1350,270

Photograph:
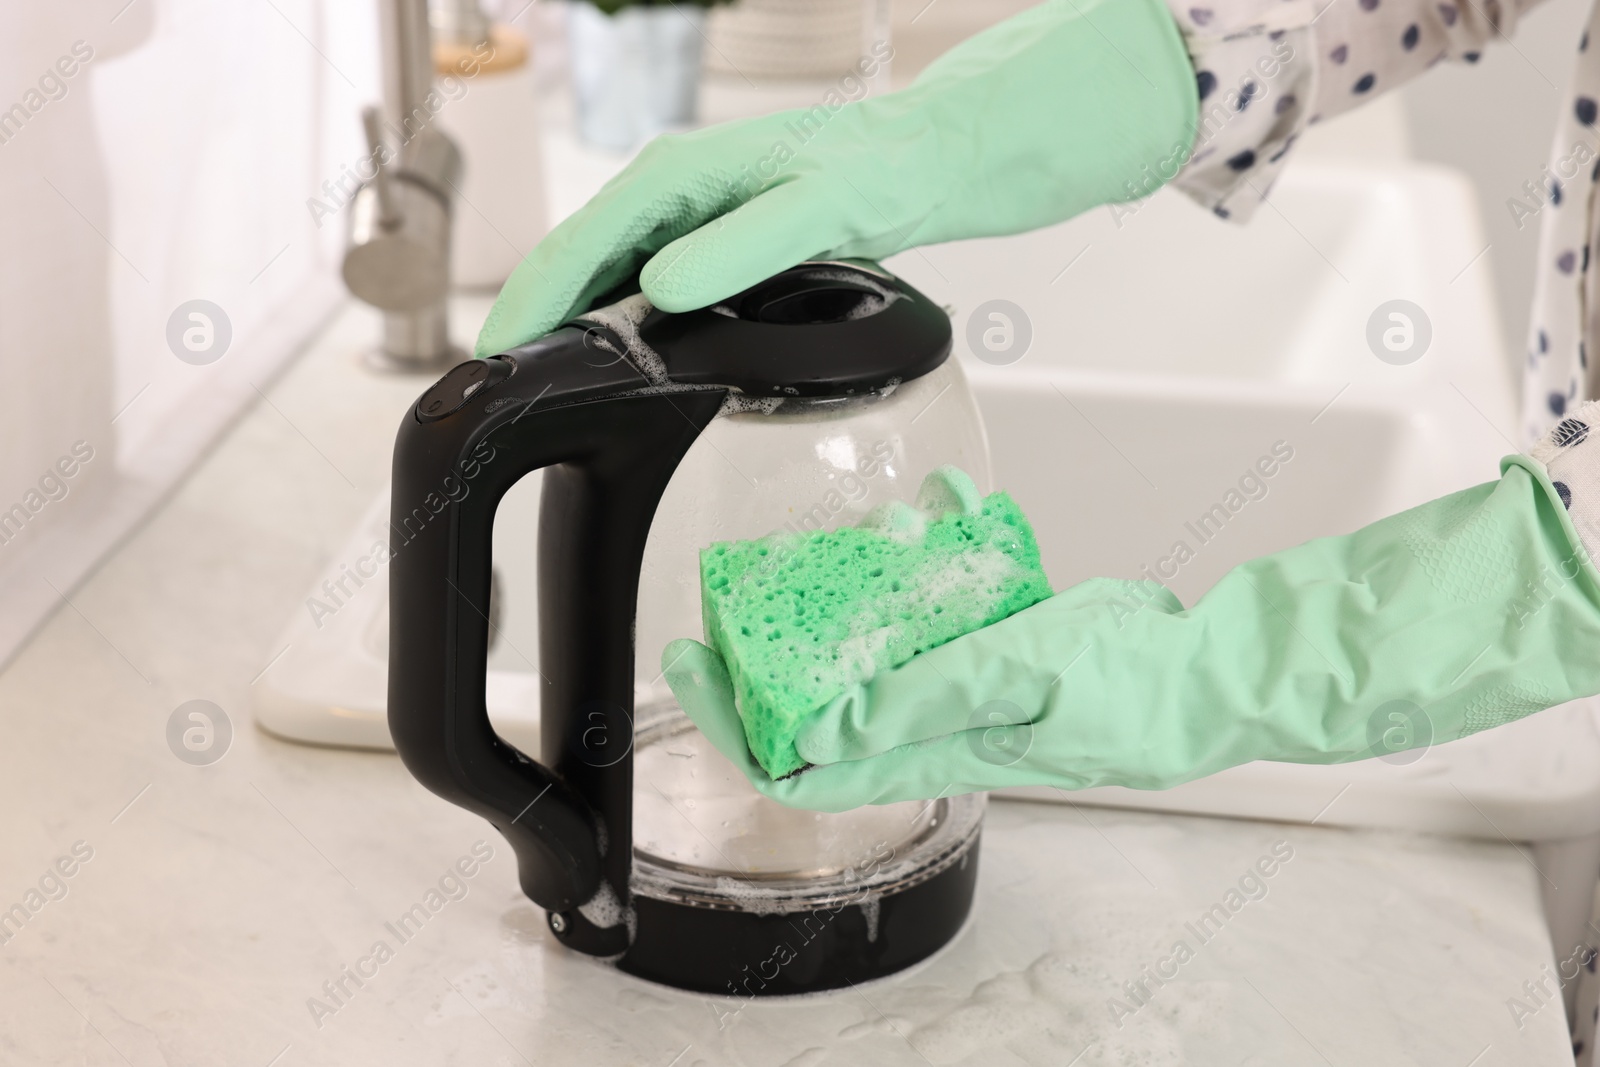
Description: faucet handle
360,106,402,230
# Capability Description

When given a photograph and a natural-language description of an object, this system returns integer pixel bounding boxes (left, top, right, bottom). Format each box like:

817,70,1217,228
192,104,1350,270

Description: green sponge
699,466,1054,778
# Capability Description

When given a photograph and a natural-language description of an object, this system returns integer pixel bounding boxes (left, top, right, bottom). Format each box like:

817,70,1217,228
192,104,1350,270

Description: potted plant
567,0,735,151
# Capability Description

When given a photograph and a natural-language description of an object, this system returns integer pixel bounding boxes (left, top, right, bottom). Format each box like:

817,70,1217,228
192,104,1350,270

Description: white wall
1397,0,1593,360
0,1,380,664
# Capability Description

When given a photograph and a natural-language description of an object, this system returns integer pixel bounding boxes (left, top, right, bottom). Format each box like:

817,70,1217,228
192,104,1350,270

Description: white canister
567,2,706,152
435,24,548,290
706,0,869,80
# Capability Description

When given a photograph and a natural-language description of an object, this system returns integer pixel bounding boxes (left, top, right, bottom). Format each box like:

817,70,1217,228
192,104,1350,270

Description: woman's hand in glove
475,0,1199,356
666,458,1600,811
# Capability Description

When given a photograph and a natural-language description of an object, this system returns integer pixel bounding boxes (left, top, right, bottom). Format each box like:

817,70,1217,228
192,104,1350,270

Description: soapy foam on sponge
700,466,1053,778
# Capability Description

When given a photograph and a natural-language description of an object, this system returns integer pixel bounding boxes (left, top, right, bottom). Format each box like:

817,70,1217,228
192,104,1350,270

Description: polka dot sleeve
1164,0,1551,222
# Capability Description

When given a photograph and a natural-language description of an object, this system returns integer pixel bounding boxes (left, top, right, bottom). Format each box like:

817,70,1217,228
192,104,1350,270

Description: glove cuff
1526,400,1600,565
1095,0,1204,207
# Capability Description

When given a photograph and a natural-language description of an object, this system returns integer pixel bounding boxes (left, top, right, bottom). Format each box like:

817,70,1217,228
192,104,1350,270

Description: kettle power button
416,357,514,423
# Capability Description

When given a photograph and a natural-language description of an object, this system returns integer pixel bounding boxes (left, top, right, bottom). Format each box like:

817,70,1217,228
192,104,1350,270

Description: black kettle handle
387,328,724,951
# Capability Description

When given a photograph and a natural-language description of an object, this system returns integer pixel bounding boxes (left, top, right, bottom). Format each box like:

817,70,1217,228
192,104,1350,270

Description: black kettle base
613,835,981,997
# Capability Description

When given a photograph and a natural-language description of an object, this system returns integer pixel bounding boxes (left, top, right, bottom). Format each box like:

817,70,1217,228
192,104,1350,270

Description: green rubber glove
476,0,1198,356
663,457,1600,812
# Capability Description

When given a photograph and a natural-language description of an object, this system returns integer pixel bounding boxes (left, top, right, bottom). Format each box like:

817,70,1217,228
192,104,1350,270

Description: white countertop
0,297,1576,1066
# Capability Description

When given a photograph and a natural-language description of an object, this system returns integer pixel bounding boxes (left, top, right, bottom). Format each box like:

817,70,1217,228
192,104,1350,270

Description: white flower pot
567,2,706,151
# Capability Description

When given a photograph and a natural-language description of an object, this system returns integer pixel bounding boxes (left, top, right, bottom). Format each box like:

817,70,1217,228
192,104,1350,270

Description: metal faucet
342,0,470,372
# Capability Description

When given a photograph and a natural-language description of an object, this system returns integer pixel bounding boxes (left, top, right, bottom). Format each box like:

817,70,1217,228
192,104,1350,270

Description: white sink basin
887,164,1600,832
262,161,1600,841
264,159,1600,835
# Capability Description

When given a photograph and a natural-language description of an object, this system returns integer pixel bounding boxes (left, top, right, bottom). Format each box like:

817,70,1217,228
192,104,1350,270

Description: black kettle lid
577,260,952,400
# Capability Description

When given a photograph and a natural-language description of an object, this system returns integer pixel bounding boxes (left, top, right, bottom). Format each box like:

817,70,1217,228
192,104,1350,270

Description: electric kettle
389,261,992,994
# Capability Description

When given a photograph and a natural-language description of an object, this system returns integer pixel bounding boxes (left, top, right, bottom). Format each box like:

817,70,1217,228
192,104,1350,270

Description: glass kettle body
388,262,991,995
